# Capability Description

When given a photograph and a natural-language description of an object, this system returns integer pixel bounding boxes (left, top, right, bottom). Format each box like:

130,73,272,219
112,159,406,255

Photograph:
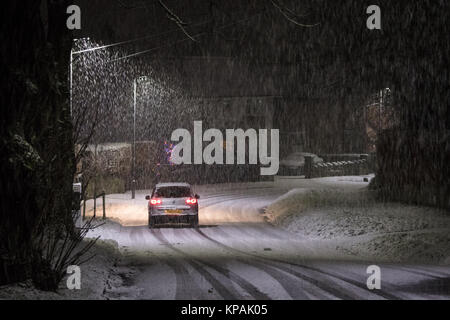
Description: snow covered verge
264,184,450,265
0,238,122,300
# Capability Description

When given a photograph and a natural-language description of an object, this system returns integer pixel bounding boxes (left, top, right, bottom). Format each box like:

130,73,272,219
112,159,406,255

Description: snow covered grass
266,188,376,220
0,239,121,300
265,187,450,264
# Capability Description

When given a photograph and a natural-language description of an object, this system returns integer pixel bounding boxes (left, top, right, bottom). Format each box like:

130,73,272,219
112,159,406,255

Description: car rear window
155,186,191,198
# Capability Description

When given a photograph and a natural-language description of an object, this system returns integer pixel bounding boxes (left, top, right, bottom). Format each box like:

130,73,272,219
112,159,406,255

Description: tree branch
270,0,320,27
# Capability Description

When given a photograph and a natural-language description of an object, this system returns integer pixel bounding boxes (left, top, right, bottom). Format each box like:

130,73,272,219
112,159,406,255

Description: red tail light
150,198,162,205
186,198,197,205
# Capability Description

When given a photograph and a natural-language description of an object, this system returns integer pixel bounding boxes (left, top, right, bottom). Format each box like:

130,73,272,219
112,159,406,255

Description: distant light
138,76,149,82
73,37,90,42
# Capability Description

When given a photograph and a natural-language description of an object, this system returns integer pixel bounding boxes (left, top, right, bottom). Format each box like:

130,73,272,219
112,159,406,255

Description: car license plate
165,209,182,214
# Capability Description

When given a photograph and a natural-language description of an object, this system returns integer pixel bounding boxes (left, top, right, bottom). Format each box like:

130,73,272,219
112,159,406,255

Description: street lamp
131,76,149,199
69,39,153,199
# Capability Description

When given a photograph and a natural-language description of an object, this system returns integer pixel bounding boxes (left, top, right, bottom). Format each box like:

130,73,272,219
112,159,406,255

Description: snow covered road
84,182,450,300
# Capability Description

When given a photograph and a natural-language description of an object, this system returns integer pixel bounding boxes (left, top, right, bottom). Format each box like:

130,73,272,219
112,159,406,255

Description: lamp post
131,76,149,199
69,38,152,199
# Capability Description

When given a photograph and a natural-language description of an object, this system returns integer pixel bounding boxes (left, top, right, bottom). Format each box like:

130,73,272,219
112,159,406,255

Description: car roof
155,182,191,188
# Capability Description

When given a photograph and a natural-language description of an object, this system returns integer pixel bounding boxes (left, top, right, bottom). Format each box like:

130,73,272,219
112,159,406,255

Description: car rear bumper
149,213,198,226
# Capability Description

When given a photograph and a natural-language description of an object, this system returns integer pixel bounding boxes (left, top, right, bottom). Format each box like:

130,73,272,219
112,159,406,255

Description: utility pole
131,76,149,199
132,79,137,199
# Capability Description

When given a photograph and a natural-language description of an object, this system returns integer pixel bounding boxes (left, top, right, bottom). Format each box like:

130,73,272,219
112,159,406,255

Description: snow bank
265,182,450,264
0,239,121,300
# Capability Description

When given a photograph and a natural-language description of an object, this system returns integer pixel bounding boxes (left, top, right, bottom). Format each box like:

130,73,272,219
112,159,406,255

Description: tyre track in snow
150,228,271,300
193,228,358,299
163,256,209,300
193,228,400,300
396,266,450,278
178,228,331,300
190,195,333,299
124,226,207,299
194,191,402,300
148,227,243,299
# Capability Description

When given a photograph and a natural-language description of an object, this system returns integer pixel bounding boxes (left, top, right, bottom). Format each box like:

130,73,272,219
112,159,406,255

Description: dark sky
73,0,319,61
71,1,449,154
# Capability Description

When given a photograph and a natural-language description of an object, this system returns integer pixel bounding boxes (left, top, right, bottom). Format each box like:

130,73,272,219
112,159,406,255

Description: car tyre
190,215,199,228
149,215,155,229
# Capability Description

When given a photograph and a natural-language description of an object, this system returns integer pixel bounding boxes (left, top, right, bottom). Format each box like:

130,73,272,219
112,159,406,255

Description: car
146,182,200,228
